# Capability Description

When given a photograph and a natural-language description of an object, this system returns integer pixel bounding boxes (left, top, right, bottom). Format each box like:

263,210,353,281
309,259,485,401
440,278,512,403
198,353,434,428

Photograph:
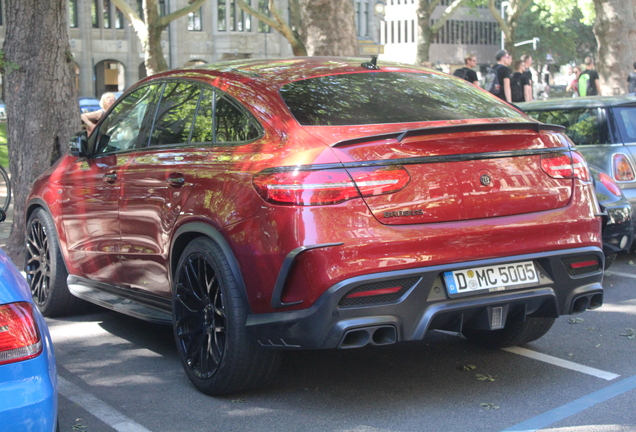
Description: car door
118,81,207,295
59,84,158,285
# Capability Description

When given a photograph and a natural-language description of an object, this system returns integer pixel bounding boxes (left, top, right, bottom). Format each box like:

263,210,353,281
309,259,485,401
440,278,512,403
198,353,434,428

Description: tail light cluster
613,154,636,182
253,165,410,205
0,302,42,366
598,171,623,197
541,151,590,182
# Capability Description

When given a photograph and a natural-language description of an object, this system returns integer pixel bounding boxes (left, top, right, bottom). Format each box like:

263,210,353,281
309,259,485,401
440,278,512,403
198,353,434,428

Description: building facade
380,0,500,74
0,0,384,98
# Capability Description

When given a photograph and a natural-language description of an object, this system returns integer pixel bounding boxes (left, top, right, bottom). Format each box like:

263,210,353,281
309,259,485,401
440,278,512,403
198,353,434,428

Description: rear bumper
246,247,604,350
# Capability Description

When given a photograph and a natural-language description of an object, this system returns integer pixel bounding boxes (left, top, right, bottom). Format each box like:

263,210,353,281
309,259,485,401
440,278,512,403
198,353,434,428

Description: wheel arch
170,222,250,311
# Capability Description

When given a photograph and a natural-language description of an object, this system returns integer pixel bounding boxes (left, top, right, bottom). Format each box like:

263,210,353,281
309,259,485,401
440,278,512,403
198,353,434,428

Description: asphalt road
47,254,636,432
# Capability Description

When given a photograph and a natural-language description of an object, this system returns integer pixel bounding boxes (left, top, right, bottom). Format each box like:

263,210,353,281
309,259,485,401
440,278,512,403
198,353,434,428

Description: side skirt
67,275,173,325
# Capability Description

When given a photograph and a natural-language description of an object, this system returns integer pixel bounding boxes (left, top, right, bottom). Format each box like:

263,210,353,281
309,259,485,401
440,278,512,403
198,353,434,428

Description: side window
191,89,214,143
149,82,201,146
614,107,636,142
94,85,157,154
215,94,261,143
188,89,262,144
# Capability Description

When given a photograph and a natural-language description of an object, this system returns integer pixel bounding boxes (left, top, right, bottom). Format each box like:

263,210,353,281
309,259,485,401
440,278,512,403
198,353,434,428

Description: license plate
443,261,539,297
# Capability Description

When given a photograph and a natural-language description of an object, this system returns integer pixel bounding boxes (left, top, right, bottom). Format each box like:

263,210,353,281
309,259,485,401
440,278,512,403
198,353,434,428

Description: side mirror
68,131,88,157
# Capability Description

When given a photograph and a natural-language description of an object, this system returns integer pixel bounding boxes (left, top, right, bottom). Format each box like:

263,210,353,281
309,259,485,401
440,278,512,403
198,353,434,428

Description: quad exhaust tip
571,293,603,314
339,325,397,349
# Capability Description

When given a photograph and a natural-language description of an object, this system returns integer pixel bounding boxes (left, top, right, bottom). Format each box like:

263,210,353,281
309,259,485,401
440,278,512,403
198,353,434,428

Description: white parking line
502,346,620,381
604,270,636,280
58,376,153,432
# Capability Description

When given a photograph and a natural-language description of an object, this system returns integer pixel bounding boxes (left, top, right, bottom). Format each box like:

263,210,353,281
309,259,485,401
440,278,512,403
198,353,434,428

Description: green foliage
0,50,19,75
516,3,596,65
533,0,595,25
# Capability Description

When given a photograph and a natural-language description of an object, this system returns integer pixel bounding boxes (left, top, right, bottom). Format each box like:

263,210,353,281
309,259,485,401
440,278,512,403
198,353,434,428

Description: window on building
229,0,236,31
137,0,144,22
115,7,124,29
188,6,202,31
103,0,111,28
0,0,4,26
91,0,99,28
69,0,78,28
258,0,270,33
158,0,167,16
218,0,227,31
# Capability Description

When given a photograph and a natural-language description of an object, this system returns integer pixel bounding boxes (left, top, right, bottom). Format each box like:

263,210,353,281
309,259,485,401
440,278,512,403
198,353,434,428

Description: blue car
0,245,57,431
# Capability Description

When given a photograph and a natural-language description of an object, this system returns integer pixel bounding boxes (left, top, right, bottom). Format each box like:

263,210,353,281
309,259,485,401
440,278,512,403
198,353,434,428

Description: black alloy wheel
26,208,83,317
173,237,281,395
174,250,227,380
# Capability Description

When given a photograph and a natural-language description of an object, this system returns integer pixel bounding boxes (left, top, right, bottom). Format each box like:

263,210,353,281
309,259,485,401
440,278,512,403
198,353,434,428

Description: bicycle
0,164,11,223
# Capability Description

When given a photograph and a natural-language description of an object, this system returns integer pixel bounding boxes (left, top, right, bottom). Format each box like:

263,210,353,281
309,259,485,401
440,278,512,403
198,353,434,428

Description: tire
0,164,11,213
25,208,84,317
604,252,616,270
462,316,555,349
172,237,281,396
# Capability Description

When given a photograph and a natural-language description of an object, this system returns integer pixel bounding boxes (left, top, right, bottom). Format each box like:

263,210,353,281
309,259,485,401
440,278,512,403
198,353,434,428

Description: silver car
520,95,636,244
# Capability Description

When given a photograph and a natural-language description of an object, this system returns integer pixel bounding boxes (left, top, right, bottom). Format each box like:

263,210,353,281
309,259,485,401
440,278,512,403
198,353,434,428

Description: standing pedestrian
511,60,532,103
566,66,581,96
493,49,513,103
521,54,533,87
453,54,480,85
578,57,601,97
627,62,636,94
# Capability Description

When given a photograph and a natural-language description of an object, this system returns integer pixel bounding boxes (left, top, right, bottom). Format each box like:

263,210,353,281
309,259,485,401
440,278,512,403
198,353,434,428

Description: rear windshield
279,72,523,126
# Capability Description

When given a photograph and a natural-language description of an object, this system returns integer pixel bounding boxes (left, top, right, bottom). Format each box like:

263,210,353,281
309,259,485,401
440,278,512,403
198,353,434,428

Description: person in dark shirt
494,49,513,102
511,60,532,102
453,54,479,85
520,54,533,98
579,56,601,96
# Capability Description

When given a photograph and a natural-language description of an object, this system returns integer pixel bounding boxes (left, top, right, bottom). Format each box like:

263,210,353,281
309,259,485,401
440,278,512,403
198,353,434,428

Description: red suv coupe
26,57,604,395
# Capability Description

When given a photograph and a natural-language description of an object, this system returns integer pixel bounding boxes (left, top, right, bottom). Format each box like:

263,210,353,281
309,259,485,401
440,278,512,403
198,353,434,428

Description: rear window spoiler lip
331,122,565,147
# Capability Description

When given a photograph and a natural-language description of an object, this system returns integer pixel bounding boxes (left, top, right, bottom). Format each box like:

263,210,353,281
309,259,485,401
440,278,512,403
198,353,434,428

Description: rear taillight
541,151,590,182
253,166,410,205
598,172,623,197
0,302,42,365
613,154,636,182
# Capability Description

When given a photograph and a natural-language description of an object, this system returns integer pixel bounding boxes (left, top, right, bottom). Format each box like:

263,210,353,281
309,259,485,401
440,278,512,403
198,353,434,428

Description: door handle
103,172,117,183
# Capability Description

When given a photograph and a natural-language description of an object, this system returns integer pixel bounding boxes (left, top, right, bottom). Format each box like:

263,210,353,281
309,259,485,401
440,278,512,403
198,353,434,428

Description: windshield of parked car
279,72,523,126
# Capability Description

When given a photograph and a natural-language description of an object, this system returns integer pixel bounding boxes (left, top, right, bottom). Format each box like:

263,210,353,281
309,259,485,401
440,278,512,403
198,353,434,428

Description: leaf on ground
231,398,246,403
475,373,496,382
480,402,500,410
628,260,635,265
460,364,477,371
568,317,584,324
72,419,89,432
619,328,635,340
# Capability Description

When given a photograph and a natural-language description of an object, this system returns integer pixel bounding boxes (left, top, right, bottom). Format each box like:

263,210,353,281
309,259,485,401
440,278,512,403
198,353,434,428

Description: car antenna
361,55,380,70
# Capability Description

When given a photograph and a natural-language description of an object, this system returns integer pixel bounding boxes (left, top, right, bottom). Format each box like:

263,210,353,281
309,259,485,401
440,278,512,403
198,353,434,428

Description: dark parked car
588,165,634,268
519,95,636,245
26,57,604,395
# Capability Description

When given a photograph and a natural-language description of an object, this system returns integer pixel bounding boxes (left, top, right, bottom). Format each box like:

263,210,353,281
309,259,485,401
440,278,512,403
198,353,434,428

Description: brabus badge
480,174,492,186
384,209,424,218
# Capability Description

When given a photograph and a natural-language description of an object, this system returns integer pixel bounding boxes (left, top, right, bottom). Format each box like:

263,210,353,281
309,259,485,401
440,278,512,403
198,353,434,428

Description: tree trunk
3,0,79,262
299,0,358,56
592,0,636,95
416,2,433,65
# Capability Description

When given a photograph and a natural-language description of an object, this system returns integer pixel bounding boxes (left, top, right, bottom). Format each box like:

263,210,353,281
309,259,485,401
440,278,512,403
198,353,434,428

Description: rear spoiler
332,122,565,147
